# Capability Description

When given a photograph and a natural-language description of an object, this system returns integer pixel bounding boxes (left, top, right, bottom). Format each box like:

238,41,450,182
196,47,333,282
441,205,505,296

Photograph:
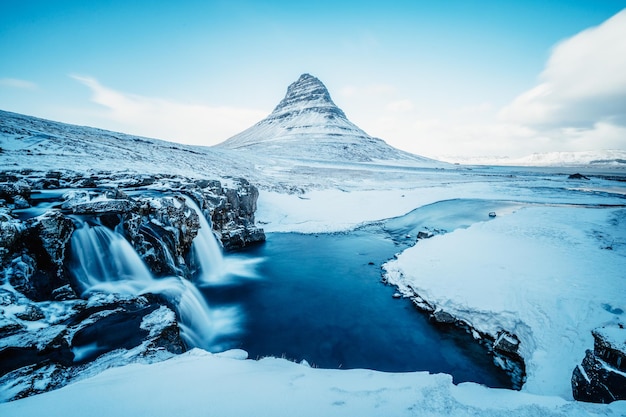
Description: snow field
1,348,624,417
384,205,626,398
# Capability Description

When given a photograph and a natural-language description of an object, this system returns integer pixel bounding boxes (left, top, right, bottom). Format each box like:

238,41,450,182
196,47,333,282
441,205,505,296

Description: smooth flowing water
203,229,513,388
68,218,237,353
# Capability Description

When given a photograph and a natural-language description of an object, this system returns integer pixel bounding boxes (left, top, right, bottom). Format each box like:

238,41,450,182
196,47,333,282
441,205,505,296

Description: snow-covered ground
2,110,626,415
2,348,625,417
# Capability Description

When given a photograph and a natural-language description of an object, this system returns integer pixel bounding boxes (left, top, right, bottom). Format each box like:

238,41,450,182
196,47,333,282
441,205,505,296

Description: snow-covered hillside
216,74,441,164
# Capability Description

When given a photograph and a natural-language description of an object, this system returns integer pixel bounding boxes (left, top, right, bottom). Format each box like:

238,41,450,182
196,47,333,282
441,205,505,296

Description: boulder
572,325,626,403
17,211,77,300
568,173,590,180
0,209,23,263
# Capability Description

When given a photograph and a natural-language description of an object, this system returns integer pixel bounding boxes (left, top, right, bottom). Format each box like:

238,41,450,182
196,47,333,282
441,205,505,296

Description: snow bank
256,182,499,233
0,349,623,417
384,205,626,398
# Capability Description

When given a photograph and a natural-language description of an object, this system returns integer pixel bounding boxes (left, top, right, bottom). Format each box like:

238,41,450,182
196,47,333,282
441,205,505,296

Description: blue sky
1,1,625,160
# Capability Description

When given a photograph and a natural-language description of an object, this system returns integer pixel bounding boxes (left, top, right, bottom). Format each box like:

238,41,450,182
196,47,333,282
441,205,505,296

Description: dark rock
417,230,434,239
0,210,23,263
0,180,31,205
15,305,45,321
69,199,136,214
51,284,78,301
221,226,266,251
568,173,590,180
124,195,200,277
12,195,29,209
494,331,521,356
7,254,38,300
31,211,75,275
0,317,24,337
0,289,17,306
573,350,626,403
572,325,626,403
17,211,77,300
430,309,456,325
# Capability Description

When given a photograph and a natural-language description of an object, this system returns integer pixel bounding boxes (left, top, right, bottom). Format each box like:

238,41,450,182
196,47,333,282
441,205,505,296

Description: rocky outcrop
382,286,526,390
572,325,626,403
0,169,265,402
0,293,183,401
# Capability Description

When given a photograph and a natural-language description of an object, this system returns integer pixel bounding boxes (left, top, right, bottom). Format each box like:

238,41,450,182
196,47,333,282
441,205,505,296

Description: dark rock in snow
572,325,626,403
15,304,45,321
16,212,77,300
417,230,434,239
0,208,23,263
568,173,590,180
430,309,457,325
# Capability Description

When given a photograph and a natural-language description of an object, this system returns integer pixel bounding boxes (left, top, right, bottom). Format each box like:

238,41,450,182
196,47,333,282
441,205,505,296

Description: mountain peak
271,73,346,119
215,74,439,165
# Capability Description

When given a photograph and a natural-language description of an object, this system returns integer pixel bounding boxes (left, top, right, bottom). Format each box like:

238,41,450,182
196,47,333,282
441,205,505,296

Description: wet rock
12,195,30,209
15,304,45,321
430,309,456,325
0,289,17,306
30,211,75,274
417,230,434,239
0,294,184,401
0,180,31,207
7,254,38,300
124,195,201,277
51,284,78,301
0,209,23,263
221,225,266,251
18,212,77,300
0,317,24,337
70,199,136,214
572,325,626,403
494,331,521,356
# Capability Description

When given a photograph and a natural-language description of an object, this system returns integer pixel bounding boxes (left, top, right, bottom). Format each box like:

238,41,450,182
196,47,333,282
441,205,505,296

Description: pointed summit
216,74,438,164
271,73,346,119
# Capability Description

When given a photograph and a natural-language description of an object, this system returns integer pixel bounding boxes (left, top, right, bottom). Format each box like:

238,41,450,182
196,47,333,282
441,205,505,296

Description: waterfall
182,196,227,284
71,222,153,291
183,195,263,285
69,220,240,351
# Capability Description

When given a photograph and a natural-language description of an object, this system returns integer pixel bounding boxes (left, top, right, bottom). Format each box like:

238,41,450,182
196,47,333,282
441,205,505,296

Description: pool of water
203,229,513,388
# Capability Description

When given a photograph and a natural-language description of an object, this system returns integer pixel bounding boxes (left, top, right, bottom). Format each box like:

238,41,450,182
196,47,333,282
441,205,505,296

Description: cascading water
69,219,240,351
183,196,227,284
71,222,153,291
183,195,262,285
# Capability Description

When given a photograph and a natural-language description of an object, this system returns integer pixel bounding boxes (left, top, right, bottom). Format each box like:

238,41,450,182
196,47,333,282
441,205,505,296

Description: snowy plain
1,110,626,416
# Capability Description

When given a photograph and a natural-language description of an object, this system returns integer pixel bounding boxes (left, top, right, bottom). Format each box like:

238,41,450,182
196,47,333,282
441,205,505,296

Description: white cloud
386,99,414,113
70,75,266,145
500,9,626,129
338,83,395,99
0,78,38,90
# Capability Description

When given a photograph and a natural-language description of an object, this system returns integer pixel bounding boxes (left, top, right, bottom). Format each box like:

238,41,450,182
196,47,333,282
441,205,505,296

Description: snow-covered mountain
216,74,438,164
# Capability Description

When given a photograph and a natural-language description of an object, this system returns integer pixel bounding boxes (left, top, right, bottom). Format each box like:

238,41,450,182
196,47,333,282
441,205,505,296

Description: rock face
0,169,265,402
216,74,438,164
572,325,626,403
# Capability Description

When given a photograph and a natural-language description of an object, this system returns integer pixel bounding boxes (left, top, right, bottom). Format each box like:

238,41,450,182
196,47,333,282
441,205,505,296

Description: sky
1,0,625,161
